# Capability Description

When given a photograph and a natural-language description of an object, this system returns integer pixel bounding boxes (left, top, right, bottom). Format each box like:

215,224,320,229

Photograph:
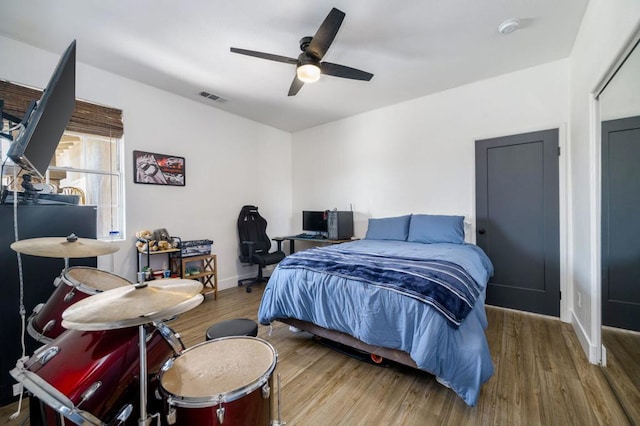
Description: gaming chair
237,205,285,292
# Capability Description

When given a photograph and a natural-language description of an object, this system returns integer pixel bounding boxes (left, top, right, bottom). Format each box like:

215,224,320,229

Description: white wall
0,36,293,289
292,60,569,240
568,0,640,361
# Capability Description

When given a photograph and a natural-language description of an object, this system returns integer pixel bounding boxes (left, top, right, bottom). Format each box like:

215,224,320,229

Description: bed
257,214,494,406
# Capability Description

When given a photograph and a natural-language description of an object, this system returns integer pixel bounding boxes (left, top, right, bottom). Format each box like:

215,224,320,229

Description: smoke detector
498,18,520,35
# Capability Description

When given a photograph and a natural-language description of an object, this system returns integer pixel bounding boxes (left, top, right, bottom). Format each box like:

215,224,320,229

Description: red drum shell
19,324,177,424
160,337,277,426
29,267,130,342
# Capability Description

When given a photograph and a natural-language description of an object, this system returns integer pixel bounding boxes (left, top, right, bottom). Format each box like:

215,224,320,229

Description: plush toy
157,240,172,251
135,229,153,240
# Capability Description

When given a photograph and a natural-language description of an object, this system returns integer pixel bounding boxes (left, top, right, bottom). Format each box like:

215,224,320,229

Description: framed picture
133,150,185,186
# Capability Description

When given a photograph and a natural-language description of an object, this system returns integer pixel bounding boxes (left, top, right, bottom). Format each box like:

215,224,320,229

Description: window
1,80,125,240
50,131,123,239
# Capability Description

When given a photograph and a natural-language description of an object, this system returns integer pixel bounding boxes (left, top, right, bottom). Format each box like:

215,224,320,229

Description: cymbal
62,279,204,330
10,235,119,258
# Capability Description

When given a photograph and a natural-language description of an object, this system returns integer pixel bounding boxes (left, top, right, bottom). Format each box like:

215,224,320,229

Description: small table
277,236,356,254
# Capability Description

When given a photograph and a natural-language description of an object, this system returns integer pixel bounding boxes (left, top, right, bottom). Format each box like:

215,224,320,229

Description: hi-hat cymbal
10,234,119,258
62,279,204,330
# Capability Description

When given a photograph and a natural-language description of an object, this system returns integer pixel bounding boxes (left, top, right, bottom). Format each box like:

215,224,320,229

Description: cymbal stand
138,323,151,426
136,273,152,426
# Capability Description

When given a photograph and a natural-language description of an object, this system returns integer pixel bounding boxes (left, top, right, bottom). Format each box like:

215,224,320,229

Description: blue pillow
408,214,464,244
365,215,411,241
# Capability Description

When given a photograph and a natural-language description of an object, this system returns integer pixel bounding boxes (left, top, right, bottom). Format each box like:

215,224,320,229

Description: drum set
8,235,280,426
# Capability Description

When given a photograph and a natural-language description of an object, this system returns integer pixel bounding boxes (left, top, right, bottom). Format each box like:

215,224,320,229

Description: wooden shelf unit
137,248,181,279
181,254,217,299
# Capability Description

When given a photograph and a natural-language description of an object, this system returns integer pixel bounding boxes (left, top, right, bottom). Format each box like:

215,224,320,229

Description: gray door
602,116,640,331
476,129,560,316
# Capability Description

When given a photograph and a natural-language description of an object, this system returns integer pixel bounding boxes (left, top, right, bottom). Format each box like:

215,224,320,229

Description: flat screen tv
7,40,76,179
302,210,328,234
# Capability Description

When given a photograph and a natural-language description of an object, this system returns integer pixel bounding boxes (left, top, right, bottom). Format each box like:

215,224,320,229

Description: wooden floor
602,327,640,422
1,285,633,425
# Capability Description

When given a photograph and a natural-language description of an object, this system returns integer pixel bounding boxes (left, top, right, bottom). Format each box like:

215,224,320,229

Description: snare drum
11,322,183,425
159,336,277,426
28,266,131,342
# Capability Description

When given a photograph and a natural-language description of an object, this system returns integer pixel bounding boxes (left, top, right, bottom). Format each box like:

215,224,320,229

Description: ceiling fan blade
307,8,345,60
320,62,374,81
288,76,304,96
230,47,298,64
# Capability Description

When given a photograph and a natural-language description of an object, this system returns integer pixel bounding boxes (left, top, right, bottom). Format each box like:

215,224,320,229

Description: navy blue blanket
276,247,482,327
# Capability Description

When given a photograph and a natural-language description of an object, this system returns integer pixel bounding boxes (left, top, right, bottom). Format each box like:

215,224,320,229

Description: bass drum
28,267,131,343
11,322,183,425
159,336,277,426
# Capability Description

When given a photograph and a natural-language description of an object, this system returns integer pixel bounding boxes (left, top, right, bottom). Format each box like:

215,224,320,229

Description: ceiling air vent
199,91,226,103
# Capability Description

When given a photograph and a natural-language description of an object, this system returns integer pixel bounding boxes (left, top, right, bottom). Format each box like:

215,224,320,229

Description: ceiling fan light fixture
296,64,321,83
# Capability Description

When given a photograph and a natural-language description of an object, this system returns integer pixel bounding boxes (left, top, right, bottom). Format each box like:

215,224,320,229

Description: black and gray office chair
237,205,285,292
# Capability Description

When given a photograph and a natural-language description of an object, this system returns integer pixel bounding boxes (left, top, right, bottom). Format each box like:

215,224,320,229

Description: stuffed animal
157,240,172,251
135,229,153,241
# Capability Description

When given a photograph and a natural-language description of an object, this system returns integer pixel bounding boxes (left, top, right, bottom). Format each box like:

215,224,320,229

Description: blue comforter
276,248,482,327
258,239,494,406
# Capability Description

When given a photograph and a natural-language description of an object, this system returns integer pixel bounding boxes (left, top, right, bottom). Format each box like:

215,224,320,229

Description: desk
277,236,356,254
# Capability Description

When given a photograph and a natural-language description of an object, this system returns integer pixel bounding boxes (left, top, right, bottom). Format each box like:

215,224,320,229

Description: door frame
471,123,569,323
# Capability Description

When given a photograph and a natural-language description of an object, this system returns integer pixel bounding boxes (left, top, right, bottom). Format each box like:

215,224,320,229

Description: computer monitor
6,40,76,179
302,210,327,234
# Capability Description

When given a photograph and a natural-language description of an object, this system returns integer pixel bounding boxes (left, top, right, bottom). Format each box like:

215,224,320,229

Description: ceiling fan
230,7,374,96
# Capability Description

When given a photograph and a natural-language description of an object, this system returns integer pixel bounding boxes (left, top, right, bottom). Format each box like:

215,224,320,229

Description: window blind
0,80,123,139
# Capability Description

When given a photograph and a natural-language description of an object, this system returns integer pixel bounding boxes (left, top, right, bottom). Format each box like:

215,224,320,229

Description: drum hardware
115,404,134,424
138,324,150,426
167,406,177,424
42,319,56,334
36,346,59,365
63,288,77,302
154,322,185,354
78,381,102,407
272,374,285,426
30,302,43,317
216,398,225,424
262,382,271,399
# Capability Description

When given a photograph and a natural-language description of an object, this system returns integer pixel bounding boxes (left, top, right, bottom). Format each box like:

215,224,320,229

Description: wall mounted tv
7,40,76,179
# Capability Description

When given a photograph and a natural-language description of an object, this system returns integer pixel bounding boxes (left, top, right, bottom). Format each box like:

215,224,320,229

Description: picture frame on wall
133,150,185,186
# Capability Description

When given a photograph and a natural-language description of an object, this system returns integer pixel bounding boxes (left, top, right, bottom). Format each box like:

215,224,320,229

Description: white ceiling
0,0,589,133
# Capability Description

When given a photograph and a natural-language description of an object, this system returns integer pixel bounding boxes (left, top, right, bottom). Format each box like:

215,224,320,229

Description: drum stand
135,274,154,426
138,323,152,426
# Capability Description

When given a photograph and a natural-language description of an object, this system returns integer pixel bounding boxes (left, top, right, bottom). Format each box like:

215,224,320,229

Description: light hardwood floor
1,285,633,425
602,327,640,422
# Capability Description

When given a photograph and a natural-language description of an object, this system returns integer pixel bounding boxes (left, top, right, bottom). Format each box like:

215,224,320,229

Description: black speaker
327,211,354,240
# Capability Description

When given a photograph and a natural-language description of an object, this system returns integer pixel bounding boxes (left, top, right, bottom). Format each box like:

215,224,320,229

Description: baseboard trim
571,310,600,364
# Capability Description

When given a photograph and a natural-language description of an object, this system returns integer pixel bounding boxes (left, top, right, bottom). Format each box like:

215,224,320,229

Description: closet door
602,116,640,331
